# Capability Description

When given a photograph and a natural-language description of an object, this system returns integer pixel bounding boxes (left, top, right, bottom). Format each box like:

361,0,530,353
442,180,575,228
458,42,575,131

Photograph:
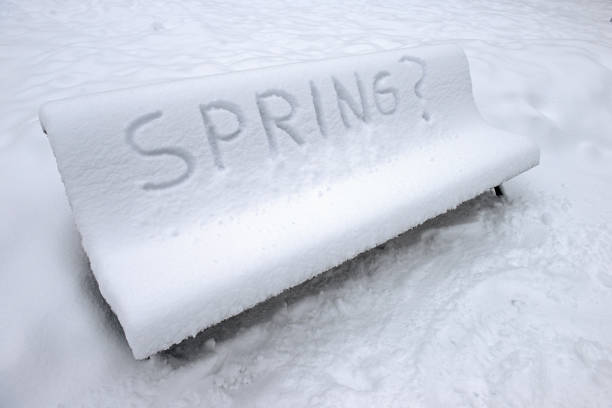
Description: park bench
40,45,539,358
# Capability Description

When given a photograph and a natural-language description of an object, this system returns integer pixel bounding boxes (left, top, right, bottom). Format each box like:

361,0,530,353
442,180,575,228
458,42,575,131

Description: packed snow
40,44,537,358
1,0,612,406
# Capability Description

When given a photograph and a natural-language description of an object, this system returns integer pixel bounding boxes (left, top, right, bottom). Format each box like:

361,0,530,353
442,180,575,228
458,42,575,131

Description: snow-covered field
2,0,612,406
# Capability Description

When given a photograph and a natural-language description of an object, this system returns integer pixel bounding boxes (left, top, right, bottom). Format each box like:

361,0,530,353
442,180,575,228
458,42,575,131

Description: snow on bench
39,45,539,359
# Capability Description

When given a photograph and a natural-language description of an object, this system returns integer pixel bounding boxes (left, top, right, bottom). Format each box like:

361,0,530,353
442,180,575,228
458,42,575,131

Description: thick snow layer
40,45,538,358
1,0,612,406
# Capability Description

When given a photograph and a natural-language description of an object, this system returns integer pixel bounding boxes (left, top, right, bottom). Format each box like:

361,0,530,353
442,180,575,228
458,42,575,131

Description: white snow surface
40,44,538,359
1,0,612,406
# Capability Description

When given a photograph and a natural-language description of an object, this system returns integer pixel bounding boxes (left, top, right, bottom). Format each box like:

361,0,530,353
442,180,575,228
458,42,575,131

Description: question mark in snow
399,55,430,122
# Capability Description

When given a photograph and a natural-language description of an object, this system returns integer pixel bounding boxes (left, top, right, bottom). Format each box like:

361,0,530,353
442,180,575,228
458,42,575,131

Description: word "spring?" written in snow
126,56,427,190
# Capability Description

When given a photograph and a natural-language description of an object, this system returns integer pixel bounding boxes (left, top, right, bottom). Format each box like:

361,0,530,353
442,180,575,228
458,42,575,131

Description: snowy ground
2,0,612,406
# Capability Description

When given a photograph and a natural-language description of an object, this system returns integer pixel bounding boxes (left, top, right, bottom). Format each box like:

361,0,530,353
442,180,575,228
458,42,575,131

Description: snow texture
1,0,612,407
40,45,538,358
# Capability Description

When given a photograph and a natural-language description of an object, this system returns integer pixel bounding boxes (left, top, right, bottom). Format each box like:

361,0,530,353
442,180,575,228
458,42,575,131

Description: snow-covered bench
39,45,539,358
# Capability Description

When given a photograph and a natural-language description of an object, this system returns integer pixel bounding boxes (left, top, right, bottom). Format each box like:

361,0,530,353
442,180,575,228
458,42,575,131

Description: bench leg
494,184,504,197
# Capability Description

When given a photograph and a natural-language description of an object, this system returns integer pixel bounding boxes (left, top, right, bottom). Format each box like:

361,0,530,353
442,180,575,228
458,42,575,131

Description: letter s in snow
125,111,195,191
